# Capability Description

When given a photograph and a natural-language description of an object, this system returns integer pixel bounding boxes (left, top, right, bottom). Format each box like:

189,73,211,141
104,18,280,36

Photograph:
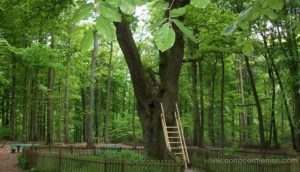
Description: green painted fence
23,149,181,172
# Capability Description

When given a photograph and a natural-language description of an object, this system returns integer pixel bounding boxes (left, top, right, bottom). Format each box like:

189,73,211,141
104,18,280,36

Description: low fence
23,148,181,172
190,149,300,172
29,145,144,155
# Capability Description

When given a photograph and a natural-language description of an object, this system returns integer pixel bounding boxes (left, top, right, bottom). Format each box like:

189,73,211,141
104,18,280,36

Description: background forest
0,0,300,155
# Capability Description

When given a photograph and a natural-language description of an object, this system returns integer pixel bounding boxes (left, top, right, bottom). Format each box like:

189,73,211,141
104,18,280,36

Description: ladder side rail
160,103,171,151
174,111,188,168
175,103,190,163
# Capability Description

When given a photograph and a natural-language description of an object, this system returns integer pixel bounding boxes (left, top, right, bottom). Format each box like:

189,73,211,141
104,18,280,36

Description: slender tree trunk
47,33,55,144
267,68,278,148
31,68,39,141
64,55,70,143
104,42,113,144
81,88,86,142
1,93,5,126
57,79,62,142
10,55,17,140
191,61,201,146
220,55,225,146
198,60,204,147
86,32,99,147
208,59,217,146
95,77,102,142
238,56,247,143
274,27,297,149
22,67,30,141
244,55,265,148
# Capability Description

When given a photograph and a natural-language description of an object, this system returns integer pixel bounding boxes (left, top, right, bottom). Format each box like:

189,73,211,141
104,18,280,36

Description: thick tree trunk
244,55,265,148
115,0,188,159
191,61,201,146
47,33,55,144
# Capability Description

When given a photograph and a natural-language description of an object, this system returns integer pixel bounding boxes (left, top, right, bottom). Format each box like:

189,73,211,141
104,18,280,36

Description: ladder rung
169,142,181,144
175,152,183,155
169,136,180,139
166,126,177,128
170,147,182,149
167,131,179,134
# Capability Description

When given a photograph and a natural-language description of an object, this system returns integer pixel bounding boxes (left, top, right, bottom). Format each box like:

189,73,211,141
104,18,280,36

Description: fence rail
23,148,181,172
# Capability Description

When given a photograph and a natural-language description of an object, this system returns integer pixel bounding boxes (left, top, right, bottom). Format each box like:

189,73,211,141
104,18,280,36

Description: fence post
70,146,73,155
58,149,62,172
104,159,108,172
121,160,125,172
258,162,264,172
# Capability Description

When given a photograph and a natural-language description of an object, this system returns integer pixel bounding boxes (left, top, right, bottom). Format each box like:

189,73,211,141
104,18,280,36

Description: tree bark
10,55,17,140
238,55,248,143
220,55,225,146
104,41,113,144
95,77,102,142
198,60,204,147
86,32,99,147
47,33,55,145
208,59,217,146
267,68,279,148
191,61,201,146
22,67,30,141
64,55,70,143
244,55,265,148
31,68,39,141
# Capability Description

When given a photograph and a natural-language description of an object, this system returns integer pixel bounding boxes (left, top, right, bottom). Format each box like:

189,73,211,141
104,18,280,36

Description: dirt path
0,144,26,172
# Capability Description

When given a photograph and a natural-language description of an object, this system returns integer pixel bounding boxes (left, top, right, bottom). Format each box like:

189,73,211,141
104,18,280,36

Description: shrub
17,154,30,169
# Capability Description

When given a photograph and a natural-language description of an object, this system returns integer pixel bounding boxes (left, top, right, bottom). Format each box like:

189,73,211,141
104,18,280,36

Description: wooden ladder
160,102,190,168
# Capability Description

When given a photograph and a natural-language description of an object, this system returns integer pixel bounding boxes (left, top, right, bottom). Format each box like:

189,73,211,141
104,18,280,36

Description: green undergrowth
17,153,30,169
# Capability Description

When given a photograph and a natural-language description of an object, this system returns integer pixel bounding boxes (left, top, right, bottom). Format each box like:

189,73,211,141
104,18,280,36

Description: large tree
114,0,190,159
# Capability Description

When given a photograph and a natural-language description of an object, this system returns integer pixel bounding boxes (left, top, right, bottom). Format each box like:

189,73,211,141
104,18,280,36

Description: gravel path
0,144,26,172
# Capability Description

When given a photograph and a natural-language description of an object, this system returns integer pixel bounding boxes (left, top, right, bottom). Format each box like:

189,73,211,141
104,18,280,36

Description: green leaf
295,22,300,35
81,30,94,52
72,3,94,23
263,8,278,20
172,19,198,43
170,7,186,18
223,21,237,36
96,16,116,41
99,3,121,22
237,21,249,30
119,0,135,15
268,0,284,10
242,42,254,56
152,18,167,29
191,0,210,9
154,23,175,52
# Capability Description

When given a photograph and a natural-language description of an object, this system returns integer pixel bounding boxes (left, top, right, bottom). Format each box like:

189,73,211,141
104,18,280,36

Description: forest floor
0,143,26,172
